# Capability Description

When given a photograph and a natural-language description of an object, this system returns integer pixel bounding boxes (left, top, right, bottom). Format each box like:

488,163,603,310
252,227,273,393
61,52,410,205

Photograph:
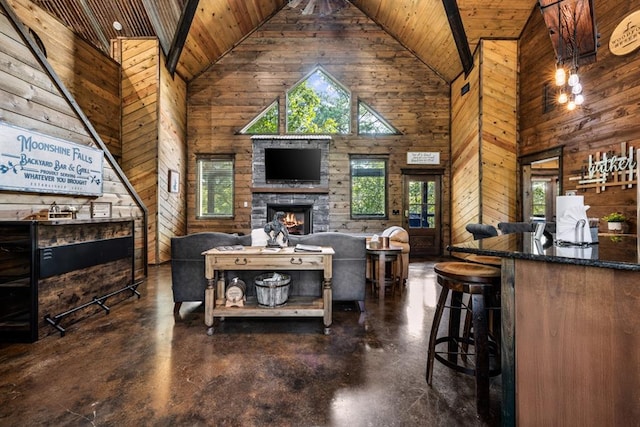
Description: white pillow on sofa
251,229,269,246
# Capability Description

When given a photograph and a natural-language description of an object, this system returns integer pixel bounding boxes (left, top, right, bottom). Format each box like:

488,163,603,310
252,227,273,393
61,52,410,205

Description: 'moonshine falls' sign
0,122,104,196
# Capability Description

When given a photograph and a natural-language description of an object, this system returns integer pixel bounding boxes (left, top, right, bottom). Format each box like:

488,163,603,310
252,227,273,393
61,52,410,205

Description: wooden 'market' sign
0,123,103,196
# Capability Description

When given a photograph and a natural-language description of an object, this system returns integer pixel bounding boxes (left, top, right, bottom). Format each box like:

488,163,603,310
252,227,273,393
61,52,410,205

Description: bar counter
448,233,640,427
448,232,640,270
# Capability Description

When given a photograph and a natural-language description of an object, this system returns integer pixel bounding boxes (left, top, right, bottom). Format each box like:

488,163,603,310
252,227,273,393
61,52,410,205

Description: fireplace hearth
267,204,313,235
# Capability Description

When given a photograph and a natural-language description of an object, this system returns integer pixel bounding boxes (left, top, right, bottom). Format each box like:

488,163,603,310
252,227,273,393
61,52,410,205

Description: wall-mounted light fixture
539,0,598,111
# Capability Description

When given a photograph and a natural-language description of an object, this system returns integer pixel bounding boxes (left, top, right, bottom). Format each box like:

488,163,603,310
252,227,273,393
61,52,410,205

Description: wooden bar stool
426,261,501,419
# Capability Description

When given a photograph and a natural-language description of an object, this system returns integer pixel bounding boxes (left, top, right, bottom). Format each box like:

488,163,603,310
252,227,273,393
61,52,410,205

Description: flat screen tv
264,148,321,182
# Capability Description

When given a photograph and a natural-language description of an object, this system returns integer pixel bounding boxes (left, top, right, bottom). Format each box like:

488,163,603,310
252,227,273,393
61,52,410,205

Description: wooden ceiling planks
351,0,461,81
175,0,286,81
25,0,540,84
458,0,537,60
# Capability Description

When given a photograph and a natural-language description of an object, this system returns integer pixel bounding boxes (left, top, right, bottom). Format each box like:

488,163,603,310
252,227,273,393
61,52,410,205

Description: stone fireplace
267,204,313,235
250,136,331,233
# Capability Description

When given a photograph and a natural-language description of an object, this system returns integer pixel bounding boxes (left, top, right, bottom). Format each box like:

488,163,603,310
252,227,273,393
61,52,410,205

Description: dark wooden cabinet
0,222,38,342
0,220,137,342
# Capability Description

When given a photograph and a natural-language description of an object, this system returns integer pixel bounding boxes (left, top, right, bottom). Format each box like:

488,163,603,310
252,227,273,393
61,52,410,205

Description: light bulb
558,92,568,104
555,67,566,86
567,100,576,111
572,83,582,94
575,94,585,105
568,72,579,87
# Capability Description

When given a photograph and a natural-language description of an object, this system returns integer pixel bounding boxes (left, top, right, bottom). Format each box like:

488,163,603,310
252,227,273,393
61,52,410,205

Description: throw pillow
251,229,269,246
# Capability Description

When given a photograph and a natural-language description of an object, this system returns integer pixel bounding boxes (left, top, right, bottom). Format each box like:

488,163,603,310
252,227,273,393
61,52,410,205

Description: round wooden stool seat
434,261,500,283
463,254,502,267
426,261,501,420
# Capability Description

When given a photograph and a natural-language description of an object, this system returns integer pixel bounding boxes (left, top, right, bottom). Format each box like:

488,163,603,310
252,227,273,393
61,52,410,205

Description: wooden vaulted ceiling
30,0,539,83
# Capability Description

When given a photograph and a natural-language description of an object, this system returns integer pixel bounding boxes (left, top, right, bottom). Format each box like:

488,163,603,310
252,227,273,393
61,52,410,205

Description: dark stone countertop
447,232,640,271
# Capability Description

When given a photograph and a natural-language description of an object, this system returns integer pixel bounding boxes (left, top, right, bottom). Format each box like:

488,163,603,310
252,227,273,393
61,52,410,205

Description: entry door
404,174,441,257
522,157,560,222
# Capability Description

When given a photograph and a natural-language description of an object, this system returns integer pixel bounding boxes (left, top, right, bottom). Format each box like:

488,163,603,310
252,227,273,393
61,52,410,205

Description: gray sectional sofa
170,232,367,313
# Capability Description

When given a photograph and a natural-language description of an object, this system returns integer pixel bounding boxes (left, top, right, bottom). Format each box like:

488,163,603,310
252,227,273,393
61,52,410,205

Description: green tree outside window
197,157,234,217
351,158,387,217
287,69,350,134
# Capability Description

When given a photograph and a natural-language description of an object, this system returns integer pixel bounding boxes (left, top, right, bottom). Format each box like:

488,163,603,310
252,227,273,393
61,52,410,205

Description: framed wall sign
169,170,179,193
407,152,440,165
90,202,112,218
0,122,104,196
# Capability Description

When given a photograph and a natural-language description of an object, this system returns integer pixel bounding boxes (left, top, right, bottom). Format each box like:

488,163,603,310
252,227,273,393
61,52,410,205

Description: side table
366,244,402,303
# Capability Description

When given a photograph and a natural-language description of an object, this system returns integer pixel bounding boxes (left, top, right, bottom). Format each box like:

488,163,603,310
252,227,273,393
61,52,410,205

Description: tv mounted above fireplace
264,148,321,182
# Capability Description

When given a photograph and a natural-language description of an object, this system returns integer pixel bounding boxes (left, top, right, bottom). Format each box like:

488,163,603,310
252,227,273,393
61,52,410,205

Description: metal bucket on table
254,272,291,307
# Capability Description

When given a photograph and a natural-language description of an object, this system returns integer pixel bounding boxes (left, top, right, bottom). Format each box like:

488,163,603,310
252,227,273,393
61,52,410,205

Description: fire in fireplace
267,204,313,235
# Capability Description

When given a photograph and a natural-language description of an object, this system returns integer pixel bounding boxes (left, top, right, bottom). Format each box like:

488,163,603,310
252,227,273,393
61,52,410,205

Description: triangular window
286,68,350,134
358,100,399,135
241,100,279,134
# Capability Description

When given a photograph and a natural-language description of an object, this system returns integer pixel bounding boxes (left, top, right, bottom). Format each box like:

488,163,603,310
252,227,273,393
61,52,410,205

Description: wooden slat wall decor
187,4,450,242
519,1,640,234
0,5,146,279
451,39,518,243
9,0,122,159
118,37,186,264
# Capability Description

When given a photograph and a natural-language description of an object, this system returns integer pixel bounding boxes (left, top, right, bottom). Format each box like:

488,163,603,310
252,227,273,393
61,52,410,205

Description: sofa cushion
171,232,243,303
290,232,367,301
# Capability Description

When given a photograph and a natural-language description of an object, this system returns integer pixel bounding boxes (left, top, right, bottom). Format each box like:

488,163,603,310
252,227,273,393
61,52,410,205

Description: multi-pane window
197,156,234,217
241,100,278,134
358,100,399,135
408,180,436,228
350,157,387,218
286,68,350,134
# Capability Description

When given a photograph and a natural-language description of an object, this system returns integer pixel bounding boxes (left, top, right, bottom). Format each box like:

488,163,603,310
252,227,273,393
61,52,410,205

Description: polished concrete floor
0,260,501,426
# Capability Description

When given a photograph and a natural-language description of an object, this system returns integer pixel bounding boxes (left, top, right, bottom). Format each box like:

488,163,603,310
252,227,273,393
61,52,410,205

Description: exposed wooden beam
166,0,199,76
538,0,598,65
78,0,110,53
442,0,473,76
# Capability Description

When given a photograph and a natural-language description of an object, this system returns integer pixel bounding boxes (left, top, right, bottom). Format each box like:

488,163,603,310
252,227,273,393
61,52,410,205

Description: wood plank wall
519,0,640,233
451,53,481,244
8,0,122,159
451,40,518,243
480,40,518,226
119,38,160,264
117,38,186,264
157,52,187,262
0,6,146,279
187,3,451,241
